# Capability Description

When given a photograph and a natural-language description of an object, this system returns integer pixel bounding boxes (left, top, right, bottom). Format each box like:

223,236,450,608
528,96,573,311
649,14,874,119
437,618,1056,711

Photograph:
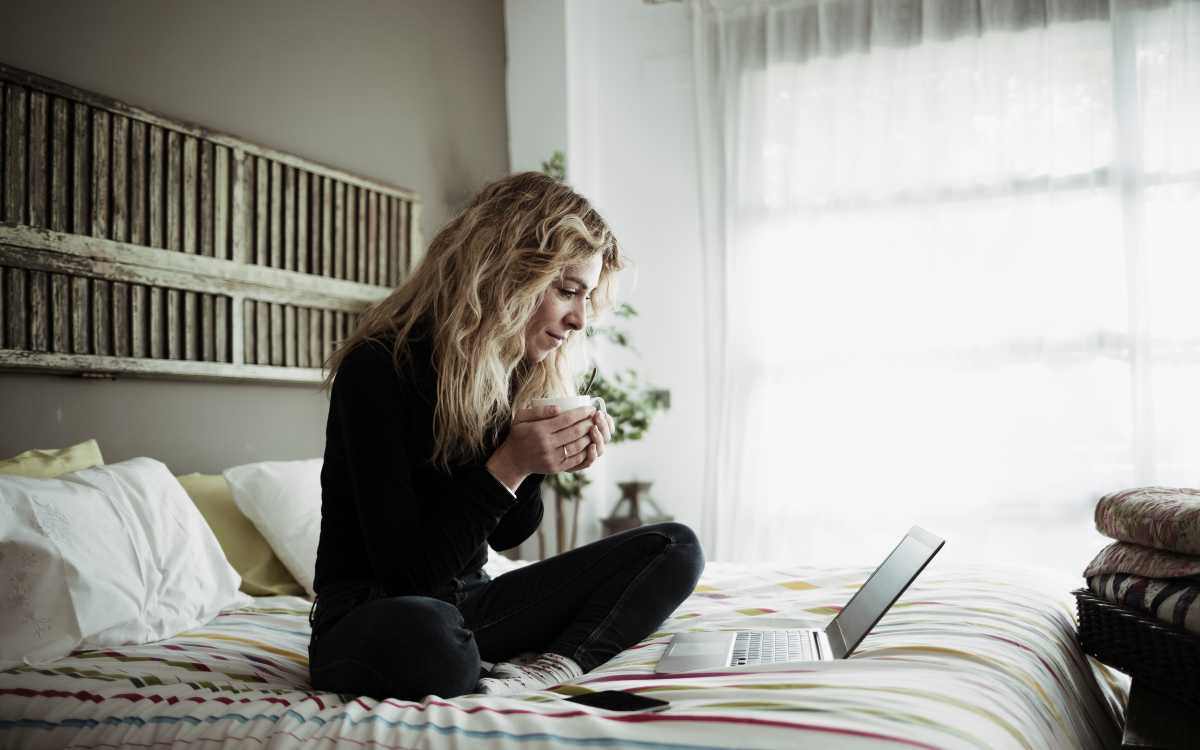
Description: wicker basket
1074,587,1200,705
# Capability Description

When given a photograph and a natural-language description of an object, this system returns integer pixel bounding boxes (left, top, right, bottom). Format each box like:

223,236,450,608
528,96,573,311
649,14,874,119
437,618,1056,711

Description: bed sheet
0,562,1126,749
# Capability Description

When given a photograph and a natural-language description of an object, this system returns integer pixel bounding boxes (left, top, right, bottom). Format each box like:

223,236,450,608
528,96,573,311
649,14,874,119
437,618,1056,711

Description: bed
0,65,1126,749
0,560,1125,749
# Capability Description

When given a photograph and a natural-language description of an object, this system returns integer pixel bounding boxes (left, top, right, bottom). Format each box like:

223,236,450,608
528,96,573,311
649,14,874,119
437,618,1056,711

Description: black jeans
307,522,704,700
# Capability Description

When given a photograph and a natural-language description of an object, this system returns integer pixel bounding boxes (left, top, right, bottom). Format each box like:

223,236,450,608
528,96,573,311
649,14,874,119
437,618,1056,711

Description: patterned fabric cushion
1095,486,1200,555
1084,540,1200,579
1088,572,1200,636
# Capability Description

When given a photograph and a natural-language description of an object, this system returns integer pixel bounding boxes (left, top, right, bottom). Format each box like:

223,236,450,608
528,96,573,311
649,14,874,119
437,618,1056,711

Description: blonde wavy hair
324,171,623,470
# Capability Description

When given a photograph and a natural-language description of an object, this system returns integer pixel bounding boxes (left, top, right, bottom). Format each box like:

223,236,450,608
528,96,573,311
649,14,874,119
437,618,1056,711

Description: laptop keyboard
729,630,817,666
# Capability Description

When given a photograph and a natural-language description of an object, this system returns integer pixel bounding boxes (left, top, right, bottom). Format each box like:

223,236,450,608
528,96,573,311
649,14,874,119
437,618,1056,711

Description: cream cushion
0,439,104,478
0,458,250,670
223,458,521,599
224,459,325,598
177,473,306,598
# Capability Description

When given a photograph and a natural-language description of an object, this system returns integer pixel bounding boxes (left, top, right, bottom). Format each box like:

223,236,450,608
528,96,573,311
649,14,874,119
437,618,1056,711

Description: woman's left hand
571,410,616,472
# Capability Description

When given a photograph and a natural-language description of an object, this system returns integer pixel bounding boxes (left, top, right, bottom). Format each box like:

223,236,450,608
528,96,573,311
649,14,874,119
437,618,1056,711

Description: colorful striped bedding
0,562,1126,749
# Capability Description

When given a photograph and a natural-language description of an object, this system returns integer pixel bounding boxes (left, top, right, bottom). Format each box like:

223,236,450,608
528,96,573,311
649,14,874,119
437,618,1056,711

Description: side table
1121,679,1200,749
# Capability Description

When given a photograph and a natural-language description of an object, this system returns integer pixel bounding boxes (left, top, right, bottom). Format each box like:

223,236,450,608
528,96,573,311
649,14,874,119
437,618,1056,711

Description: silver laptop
655,526,944,673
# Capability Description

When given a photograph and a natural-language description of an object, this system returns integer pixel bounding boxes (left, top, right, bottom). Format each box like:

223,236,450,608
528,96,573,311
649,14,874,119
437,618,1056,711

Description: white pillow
223,458,522,598
0,458,249,670
224,459,324,598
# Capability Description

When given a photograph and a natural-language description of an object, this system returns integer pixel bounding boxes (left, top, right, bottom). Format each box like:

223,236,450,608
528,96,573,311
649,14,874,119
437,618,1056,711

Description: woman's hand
573,409,616,472
486,405,600,490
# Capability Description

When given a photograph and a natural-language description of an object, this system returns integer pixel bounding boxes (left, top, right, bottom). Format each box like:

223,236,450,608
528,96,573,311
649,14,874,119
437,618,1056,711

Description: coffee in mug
530,395,606,414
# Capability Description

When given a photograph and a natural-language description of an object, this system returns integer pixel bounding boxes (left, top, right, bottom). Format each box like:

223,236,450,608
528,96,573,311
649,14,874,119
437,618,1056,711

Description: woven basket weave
1074,587,1200,706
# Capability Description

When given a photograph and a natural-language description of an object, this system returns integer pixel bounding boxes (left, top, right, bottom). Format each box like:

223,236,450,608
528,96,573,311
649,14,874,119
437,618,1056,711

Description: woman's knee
310,596,480,699
642,522,705,591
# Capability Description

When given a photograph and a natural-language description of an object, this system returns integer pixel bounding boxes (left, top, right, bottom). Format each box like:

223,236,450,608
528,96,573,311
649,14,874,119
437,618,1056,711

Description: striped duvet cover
0,561,1126,749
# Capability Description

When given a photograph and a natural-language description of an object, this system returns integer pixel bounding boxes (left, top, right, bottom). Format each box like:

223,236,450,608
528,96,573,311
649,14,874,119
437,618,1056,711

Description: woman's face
525,253,604,363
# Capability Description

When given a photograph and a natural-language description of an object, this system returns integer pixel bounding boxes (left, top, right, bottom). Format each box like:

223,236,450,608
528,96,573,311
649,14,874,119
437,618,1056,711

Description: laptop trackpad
670,642,726,656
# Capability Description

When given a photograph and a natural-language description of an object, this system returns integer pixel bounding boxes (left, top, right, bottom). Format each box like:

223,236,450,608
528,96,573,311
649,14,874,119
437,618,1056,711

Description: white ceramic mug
530,395,606,414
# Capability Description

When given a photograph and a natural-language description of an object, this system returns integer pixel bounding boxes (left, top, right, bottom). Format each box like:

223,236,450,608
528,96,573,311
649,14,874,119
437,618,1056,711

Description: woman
308,171,704,700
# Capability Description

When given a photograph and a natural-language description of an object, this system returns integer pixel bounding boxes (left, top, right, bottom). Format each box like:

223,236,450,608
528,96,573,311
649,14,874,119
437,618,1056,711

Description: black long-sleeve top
313,332,544,602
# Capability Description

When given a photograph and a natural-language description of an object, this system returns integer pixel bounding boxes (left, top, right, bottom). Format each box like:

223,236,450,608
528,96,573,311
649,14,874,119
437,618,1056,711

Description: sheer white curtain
691,0,1200,570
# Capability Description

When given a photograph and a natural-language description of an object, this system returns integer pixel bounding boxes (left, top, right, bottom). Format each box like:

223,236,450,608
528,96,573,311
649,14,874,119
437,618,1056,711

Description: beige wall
0,0,509,473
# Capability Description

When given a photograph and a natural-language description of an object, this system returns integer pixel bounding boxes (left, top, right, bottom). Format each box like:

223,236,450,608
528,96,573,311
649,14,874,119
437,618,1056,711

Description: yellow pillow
176,473,307,598
0,439,105,478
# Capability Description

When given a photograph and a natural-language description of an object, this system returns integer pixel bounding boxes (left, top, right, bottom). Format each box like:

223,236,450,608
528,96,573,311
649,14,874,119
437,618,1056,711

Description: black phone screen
564,690,670,712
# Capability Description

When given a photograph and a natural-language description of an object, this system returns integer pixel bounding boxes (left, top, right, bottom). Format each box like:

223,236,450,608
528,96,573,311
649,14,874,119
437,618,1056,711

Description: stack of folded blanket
1085,487,1200,636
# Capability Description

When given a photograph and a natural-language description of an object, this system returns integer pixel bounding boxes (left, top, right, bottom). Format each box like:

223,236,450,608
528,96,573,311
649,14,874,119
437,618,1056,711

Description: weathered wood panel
366,190,377,285
284,303,296,367
308,307,321,368
29,270,50,351
148,286,164,358
130,283,146,357
0,348,326,382
333,180,345,280
269,301,283,365
91,110,109,239
148,124,164,248
322,308,335,363
410,203,423,269
182,135,198,254
215,295,229,363
321,176,333,277
297,171,309,274
28,92,48,229
201,293,214,361
1,229,386,309
50,98,69,232
0,85,5,227
377,191,388,287
345,185,357,282
50,273,69,352
6,268,27,349
166,130,181,251
254,155,267,266
0,63,418,384
72,103,91,234
92,279,110,355
166,288,181,359
356,186,368,283
270,160,282,269
256,297,269,365
111,280,129,357
111,114,128,242
5,84,27,224
129,120,146,245
182,290,196,360
390,197,401,286
231,150,247,264
71,276,89,353
199,141,213,257
214,145,230,260
283,165,296,271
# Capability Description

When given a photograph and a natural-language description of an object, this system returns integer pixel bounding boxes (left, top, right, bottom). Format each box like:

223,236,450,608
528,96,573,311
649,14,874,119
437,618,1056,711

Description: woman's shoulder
335,331,435,394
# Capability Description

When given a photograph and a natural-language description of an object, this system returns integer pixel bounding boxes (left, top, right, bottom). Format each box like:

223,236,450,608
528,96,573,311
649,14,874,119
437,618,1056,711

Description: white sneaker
476,653,583,695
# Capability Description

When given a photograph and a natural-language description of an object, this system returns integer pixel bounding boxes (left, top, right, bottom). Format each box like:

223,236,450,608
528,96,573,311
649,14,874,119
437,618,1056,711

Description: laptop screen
831,528,944,657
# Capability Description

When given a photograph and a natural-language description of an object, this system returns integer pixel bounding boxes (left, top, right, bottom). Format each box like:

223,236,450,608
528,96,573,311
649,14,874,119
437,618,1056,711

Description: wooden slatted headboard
0,63,421,384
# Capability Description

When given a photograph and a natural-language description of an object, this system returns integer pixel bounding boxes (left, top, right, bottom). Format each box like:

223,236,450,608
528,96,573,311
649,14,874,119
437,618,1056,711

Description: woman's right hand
487,405,597,490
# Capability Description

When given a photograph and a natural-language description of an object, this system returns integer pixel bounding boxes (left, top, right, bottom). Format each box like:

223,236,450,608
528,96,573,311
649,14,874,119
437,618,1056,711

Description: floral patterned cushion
1095,486,1200,555
1085,540,1200,579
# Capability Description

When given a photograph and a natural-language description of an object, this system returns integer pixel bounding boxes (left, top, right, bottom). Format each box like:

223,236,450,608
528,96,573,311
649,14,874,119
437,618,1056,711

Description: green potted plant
537,152,670,555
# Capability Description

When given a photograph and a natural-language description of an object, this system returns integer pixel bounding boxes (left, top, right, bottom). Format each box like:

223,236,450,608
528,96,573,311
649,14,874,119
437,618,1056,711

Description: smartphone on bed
565,690,670,713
